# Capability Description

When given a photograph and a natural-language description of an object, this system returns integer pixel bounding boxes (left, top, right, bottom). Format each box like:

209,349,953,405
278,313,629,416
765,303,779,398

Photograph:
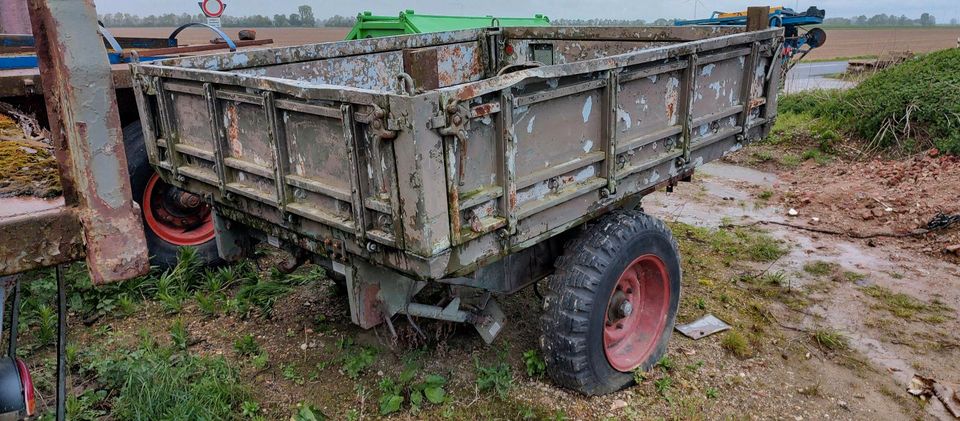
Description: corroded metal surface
27,0,149,283
0,0,30,34
134,25,783,285
0,197,83,275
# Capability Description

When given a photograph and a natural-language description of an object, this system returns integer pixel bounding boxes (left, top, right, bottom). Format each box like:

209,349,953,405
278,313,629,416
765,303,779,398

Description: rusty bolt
446,102,458,113
176,191,202,208
736,134,746,142
452,115,463,125
323,239,332,246
600,188,611,198
224,192,235,202
366,242,379,253
374,108,385,119
176,175,186,182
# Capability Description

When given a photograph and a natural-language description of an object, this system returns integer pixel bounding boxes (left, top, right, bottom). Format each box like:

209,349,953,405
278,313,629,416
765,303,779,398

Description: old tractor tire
540,210,681,395
123,122,222,270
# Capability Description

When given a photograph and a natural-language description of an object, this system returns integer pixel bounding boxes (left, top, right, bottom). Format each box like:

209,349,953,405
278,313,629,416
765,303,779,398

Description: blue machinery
676,6,827,64
0,22,240,70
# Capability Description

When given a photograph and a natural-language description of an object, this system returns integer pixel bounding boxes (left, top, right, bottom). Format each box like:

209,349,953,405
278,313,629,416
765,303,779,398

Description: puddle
645,162,960,420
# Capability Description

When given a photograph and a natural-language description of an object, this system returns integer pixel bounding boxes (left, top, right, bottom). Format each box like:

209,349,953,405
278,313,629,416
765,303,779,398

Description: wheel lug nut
619,301,633,317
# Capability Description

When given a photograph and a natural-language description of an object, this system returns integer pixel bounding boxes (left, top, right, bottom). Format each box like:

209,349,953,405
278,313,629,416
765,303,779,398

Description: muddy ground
15,134,958,420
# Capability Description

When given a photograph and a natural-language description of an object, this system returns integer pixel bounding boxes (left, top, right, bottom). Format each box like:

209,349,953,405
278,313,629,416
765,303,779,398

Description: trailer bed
132,25,784,282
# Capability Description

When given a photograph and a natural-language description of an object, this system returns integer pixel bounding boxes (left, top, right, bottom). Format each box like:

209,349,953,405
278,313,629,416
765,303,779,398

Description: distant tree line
552,18,676,26
824,13,940,27
97,8,954,29
98,5,357,28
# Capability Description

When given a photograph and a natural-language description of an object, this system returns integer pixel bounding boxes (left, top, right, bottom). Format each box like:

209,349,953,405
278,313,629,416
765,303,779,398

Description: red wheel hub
142,173,215,246
603,254,671,372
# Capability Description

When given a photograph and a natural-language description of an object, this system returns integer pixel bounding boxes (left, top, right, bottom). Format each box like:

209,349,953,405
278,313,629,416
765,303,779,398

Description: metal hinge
368,105,398,142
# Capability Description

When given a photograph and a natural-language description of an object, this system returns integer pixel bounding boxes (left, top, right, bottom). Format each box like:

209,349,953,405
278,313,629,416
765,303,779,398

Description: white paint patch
700,63,716,76
617,108,632,130
649,169,661,183
693,156,705,167
516,181,551,204
709,81,723,99
738,56,745,67
648,74,658,83
527,115,536,134
547,78,559,89
582,95,593,123
583,139,593,153
574,165,596,182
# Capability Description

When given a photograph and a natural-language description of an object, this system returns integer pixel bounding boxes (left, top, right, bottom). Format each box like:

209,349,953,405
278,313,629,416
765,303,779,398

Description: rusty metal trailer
131,21,784,394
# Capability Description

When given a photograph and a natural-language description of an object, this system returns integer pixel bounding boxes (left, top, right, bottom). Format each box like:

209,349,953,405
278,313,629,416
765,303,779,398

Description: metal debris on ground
907,374,960,418
927,213,960,231
676,314,731,339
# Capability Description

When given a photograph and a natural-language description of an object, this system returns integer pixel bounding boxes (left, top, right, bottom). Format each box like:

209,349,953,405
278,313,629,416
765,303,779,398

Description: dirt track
806,28,960,60
109,27,351,47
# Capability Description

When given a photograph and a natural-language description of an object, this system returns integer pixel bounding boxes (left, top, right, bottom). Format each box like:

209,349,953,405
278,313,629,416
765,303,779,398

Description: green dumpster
344,9,551,40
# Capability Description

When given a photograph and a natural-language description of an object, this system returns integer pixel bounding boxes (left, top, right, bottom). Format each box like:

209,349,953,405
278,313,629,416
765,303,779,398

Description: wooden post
746,7,770,32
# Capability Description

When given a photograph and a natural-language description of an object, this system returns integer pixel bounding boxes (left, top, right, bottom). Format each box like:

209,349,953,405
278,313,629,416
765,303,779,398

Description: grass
780,48,960,155
803,261,837,276
860,285,953,322
720,330,751,358
813,328,849,351
70,332,250,420
671,223,788,266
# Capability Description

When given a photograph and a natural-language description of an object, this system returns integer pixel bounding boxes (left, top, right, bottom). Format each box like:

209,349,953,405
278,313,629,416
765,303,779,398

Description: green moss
0,140,61,197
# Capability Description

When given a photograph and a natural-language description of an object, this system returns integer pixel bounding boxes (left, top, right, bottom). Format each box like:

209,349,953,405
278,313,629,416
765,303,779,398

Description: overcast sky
95,0,959,21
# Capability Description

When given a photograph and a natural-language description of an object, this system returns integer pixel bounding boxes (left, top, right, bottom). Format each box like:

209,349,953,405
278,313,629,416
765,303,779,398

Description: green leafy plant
475,358,513,399
522,350,546,378
251,352,269,370
377,368,447,415
170,318,188,350
654,376,672,396
282,363,305,385
241,401,261,418
291,402,327,421
340,347,377,379
234,334,261,356
655,355,674,371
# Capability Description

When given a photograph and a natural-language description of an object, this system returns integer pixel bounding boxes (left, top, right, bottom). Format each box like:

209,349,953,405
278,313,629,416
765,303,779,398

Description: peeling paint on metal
617,107,632,130
581,95,593,123
700,63,715,76
527,115,536,134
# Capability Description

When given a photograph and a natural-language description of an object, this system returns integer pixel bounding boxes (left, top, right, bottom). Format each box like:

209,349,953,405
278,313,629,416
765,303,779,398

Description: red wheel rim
603,254,671,372
142,173,215,246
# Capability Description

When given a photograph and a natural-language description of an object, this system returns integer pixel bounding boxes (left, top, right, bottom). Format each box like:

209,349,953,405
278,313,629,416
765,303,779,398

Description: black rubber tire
539,210,682,396
123,121,222,270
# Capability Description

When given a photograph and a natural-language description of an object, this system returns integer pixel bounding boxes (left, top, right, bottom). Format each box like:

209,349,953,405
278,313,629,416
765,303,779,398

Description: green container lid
345,10,551,40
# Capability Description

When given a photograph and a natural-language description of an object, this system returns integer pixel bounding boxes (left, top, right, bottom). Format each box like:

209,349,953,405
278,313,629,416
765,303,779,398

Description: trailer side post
28,0,150,283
